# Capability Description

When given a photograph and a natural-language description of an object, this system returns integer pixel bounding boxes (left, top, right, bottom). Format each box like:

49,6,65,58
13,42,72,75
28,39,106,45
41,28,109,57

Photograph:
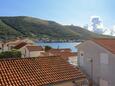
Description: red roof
0,57,86,86
58,52,77,57
49,48,71,53
14,42,27,49
26,46,43,51
93,38,115,54
48,49,77,60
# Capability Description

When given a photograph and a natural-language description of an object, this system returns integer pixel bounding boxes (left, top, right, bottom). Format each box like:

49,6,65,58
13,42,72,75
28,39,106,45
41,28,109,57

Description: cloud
88,16,106,34
87,16,115,36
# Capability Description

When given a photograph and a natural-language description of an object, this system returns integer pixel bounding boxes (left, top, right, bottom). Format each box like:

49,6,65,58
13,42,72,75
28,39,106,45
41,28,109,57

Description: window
79,51,84,65
100,53,108,64
80,51,84,57
81,53,84,56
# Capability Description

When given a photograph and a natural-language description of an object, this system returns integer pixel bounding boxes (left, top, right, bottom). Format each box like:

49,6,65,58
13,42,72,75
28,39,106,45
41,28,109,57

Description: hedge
0,50,21,59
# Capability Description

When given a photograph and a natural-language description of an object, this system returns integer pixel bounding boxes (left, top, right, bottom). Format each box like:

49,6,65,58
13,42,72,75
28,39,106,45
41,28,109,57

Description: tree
44,45,52,52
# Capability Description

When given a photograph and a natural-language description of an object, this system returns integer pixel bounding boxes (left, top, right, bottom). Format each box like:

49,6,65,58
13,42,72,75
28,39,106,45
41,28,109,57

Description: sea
36,42,81,52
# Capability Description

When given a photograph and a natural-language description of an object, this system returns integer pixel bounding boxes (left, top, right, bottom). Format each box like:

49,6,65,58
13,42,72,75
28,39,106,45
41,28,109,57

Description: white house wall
29,51,44,57
77,40,115,86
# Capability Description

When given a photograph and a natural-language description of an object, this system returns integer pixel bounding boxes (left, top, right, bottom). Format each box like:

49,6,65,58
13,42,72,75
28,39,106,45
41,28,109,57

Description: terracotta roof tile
26,46,43,51
48,49,77,60
93,38,115,54
49,48,71,53
13,42,27,49
0,56,86,86
40,52,54,57
60,52,77,57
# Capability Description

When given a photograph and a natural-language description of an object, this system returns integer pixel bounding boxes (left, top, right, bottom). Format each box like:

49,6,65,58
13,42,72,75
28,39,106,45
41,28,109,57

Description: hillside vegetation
0,16,113,40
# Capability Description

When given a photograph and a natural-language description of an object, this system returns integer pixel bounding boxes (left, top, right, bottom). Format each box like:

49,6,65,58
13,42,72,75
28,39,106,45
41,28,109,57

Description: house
76,38,115,86
13,41,44,58
13,38,43,57
46,48,72,58
24,46,45,57
0,40,21,52
48,48,78,66
13,42,28,49
0,39,21,52
13,42,32,57
0,38,35,53
0,56,89,86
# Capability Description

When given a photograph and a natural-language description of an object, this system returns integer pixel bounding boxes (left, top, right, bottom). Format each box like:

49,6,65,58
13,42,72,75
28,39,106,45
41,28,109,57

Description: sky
0,0,115,28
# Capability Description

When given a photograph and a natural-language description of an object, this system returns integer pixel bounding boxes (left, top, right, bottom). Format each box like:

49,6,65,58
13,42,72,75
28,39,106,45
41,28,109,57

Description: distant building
76,38,115,86
14,42,45,58
48,48,78,66
0,56,88,86
13,42,31,57
0,38,35,52
0,38,38,58
24,46,45,57
0,39,21,52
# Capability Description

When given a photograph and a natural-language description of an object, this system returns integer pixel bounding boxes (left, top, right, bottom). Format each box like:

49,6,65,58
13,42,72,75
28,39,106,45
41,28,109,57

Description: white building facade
77,39,115,86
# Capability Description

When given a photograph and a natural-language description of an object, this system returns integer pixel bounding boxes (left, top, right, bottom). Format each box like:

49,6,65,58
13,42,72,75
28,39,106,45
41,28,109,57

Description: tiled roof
59,52,77,57
48,49,77,59
40,52,77,60
13,42,27,49
0,56,86,86
49,48,71,53
93,38,115,54
40,52,54,57
26,46,43,51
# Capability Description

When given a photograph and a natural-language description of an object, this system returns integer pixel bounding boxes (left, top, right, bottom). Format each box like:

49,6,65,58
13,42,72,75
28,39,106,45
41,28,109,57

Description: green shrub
45,45,52,52
0,50,21,59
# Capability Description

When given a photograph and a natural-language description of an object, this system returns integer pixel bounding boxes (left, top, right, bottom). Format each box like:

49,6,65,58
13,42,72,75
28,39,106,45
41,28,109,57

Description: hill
0,16,114,41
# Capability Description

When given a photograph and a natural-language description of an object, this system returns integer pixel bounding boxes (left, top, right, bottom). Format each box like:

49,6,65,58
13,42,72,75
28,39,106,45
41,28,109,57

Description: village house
48,48,78,66
13,41,31,57
13,42,44,58
76,38,115,86
0,39,21,52
0,56,89,86
0,38,34,52
24,46,45,57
